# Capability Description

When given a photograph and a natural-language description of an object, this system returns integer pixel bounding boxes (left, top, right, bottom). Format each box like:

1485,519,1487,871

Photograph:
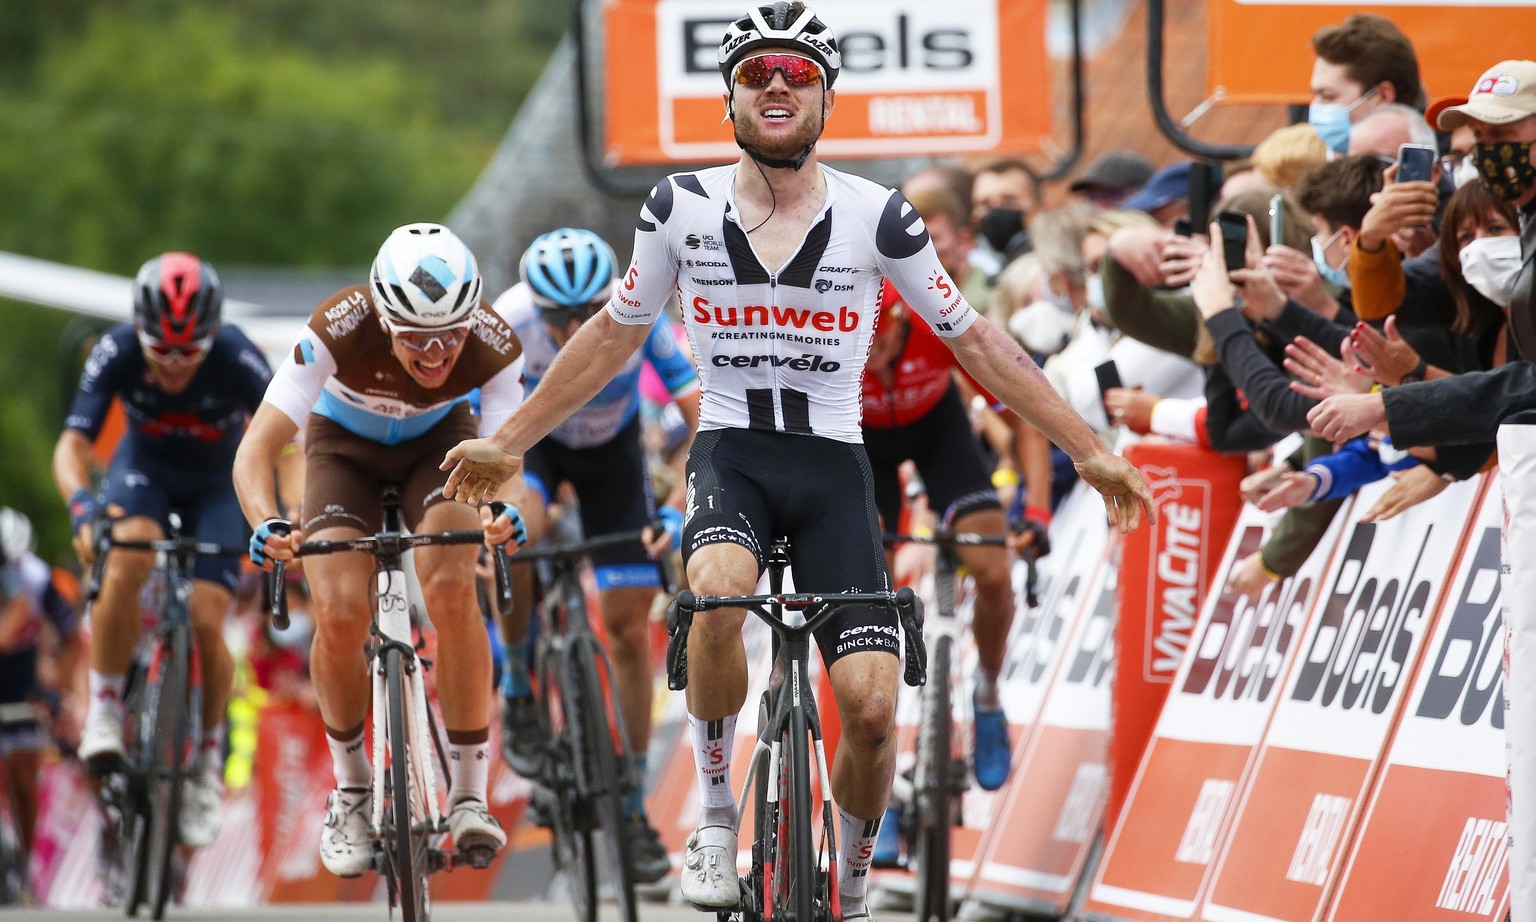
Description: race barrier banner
964,480,1116,915
1086,497,1350,922
1327,476,1508,921
1200,475,1483,922
1112,443,1247,829
1207,1,1536,107
600,0,1052,165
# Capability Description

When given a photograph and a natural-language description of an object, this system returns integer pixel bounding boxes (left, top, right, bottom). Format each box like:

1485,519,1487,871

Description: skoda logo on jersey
409,256,456,303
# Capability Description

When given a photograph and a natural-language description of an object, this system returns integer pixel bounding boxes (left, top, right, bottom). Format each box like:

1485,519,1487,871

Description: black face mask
1474,140,1536,202
977,207,1025,254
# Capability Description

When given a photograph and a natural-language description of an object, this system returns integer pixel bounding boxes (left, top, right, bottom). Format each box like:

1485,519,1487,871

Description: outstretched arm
948,318,1155,533
443,310,652,505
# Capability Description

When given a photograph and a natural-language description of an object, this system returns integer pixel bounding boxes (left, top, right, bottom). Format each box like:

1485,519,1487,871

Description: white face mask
1458,235,1523,307
1452,155,1480,191
1085,274,1106,312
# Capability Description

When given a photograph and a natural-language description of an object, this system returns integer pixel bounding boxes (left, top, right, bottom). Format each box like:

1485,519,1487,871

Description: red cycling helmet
133,252,223,347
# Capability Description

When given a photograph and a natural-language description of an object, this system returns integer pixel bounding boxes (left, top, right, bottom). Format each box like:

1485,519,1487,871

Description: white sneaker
179,769,224,847
319,787,373,878
78,707,126,774
447,798,506,860
681,824,739,909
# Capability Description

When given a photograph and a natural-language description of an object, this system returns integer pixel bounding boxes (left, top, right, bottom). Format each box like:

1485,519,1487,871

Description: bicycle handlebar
883,531,1011,548
267,518,513,632
502,519,676,595
85,507,246,604
665,585,925,692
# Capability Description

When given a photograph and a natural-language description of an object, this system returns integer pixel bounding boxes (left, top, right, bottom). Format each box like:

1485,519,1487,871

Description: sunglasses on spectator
730,53,824,90
388,323,472,353
138,330,210,366
536,298,607,327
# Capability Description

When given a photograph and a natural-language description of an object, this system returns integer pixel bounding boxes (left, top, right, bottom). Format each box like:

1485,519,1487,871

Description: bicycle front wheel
913,635,953,922
143,626,190,921
765,703,816,922
569,649,637,922
384,646,431,922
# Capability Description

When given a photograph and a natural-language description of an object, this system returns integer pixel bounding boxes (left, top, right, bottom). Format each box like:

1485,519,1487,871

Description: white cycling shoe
319,787,373,878
179,770,224,848
448,798,506,862
681,824,739,909
78,708,127,774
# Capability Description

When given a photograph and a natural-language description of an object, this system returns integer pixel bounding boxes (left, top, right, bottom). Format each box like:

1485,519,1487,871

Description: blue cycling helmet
519,228,617,313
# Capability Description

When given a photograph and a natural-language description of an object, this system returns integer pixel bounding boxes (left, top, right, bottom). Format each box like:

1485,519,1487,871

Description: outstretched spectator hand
1307,392,1387,442
1256,471,1321,512
1357,178,1438,255
1346,316,1423,386
1361,465,1450,522
1106,225,1171,287
1227,551,1277,598
1262,244,1340,317
1159,232,1210,288
1284,335,1373,400
1240,463,1289,506
1103,386,1158,434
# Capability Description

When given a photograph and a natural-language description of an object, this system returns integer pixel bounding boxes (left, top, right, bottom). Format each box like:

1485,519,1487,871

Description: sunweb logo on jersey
691,296,860,332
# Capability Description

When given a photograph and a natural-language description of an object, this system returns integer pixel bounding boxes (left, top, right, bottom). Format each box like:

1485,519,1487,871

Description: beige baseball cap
1437,60,1536,130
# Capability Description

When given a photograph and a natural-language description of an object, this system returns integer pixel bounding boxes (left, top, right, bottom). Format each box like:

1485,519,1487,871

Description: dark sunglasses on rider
730,53,824,90
536,299,607,327
138,330,210,366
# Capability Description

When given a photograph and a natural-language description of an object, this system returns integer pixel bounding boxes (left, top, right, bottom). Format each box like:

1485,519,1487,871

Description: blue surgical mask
1307,87,1377,154
1312,229,1351,290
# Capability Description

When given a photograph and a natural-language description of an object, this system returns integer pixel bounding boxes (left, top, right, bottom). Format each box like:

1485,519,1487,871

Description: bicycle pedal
457,845,496,870
84,752,126,779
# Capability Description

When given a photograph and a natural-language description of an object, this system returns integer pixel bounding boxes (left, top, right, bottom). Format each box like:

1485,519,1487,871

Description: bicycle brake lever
895,587,927,687
266,520,293,631
666,591,696,691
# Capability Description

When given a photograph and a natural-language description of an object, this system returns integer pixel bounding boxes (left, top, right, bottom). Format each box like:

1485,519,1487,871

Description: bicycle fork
371,567,444,844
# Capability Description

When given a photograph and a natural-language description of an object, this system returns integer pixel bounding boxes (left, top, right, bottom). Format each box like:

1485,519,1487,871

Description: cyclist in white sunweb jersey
442,4,1155,918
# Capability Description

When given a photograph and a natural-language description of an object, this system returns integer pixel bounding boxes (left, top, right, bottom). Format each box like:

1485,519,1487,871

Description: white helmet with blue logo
369,223,482,329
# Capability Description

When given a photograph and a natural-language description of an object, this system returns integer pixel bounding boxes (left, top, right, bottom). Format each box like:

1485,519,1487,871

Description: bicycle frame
507,528,668,922
268,487,512,920
666,538,926,922
86,511,245,920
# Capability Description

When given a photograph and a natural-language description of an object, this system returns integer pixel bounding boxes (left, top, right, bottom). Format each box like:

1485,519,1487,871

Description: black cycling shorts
102,450,247,592
524,417,657,584
862,382,1001,530
681,428,896,667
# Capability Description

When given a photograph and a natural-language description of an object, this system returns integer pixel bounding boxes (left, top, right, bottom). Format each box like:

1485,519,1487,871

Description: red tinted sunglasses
731,53,824,89
138,330,210,366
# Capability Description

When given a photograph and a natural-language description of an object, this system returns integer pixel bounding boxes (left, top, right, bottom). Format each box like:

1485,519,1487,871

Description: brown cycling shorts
301,405,478,535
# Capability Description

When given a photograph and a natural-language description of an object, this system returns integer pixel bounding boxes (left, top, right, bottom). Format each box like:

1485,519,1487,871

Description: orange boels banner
1201,476,1481,922
1086,500,1348,922
1110,443,1245,830
602,0,1051,166
1208,2,1536,105
1327,478,1509,921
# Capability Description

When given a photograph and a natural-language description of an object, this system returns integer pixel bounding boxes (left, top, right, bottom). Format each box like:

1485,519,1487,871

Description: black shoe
624,812,672,884
501,694,548,778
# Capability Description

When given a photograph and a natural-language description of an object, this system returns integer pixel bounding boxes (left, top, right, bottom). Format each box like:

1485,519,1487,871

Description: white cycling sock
974,670,1001,711
327,730,370,789
448,739,491,807
87,671,127,718
689,712,737,823
201,723,226,777
838,806,881,905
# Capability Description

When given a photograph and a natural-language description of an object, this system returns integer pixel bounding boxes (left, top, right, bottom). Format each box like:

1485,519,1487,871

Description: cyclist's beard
733,106,823,167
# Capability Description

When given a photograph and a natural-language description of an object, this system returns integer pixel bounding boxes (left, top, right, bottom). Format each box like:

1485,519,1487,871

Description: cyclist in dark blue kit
52,252,272,850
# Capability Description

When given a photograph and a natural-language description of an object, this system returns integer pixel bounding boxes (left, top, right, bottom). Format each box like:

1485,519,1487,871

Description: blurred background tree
0,0,566,563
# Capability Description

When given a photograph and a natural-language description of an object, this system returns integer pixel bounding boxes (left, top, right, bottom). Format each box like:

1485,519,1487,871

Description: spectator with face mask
972,159,1037,276
1307,13,1425,155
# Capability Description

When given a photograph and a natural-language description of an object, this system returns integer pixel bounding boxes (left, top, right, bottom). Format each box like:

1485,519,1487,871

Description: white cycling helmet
369,223,483,329
719,2,841,88
0,508,34,566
